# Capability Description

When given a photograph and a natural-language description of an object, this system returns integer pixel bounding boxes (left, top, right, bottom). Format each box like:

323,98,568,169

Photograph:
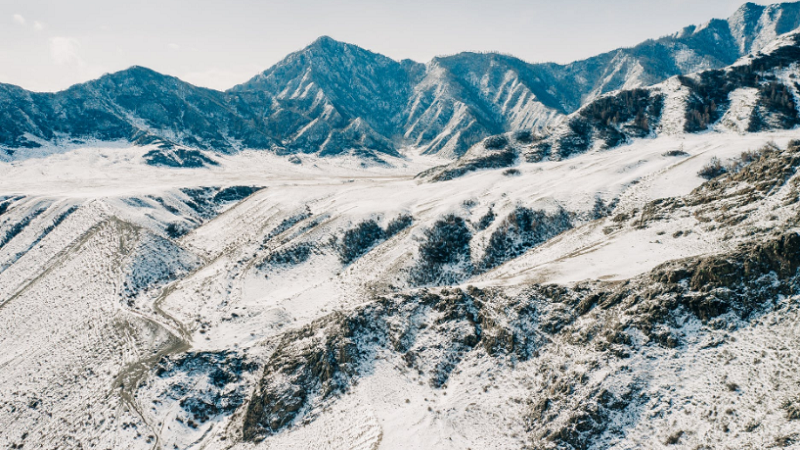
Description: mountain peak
311,35,340,46
737,1,767,13
88,65,177,88
305,35,350,53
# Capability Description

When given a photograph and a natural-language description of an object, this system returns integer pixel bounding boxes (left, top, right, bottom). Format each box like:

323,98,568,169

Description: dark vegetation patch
483,135,509,150
526,141,552,163
23,206,77,248
262,243,315,269
337,215,413,265
513,130,539,144
263,208,313,244
557,117,594,158
480,207,572,271
476,208,496,231
213,185,262,203
783,396,800,421
698,156,727,180
748,82,800,132
0,205,79,273
180,187,221,219
165,222,190,239
385,214,414,237
338,220,385,264
578,89,664,149
680,71,732,132
121,197,154,209
180,186,261,220
410,215,473,286
144,148,219,168
592,197,618,220
152,351,257,426
147,196,181,215
0,196,23,218
663,149,690,157
0,206,48,249
428,147,518,182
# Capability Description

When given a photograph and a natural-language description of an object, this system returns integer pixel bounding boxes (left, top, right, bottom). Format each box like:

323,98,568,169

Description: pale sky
0,0,771,92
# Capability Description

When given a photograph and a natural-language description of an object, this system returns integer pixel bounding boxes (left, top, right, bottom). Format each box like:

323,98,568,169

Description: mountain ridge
4,1,800,161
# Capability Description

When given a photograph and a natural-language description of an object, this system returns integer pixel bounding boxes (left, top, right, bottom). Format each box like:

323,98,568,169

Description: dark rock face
241,312,368,440
241,286,545,441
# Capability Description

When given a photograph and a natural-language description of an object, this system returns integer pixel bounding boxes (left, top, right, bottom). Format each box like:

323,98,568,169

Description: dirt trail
105,218,194,450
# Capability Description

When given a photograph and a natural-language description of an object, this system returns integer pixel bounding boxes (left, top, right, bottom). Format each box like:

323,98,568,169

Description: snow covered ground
3,128,800,449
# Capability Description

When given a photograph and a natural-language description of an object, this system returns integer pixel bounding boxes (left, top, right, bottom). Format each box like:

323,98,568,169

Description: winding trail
108,219,195,450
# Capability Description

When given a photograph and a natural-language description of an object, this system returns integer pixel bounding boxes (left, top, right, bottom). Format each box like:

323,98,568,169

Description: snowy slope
3,123,800,448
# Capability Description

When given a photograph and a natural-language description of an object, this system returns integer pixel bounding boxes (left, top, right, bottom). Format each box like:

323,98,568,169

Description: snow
718,88,759,134
3,126,800,449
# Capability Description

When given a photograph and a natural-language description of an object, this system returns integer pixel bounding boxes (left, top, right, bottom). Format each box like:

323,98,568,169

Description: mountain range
4,1,800,162
8,2,800,449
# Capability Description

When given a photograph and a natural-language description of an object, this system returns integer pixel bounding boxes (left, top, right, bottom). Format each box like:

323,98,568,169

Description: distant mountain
230,36,422,157
3,1,800,162
410,1,800,157
423,30,800,181
0,67,275,154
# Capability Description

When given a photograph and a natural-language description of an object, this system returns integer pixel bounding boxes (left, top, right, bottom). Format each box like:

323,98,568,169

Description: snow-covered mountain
229,36,422,158
423,29,800,182
5,1,800,162
8,2,800,449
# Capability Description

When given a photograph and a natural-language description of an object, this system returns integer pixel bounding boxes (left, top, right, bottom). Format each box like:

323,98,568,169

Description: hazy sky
0,0,770,92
